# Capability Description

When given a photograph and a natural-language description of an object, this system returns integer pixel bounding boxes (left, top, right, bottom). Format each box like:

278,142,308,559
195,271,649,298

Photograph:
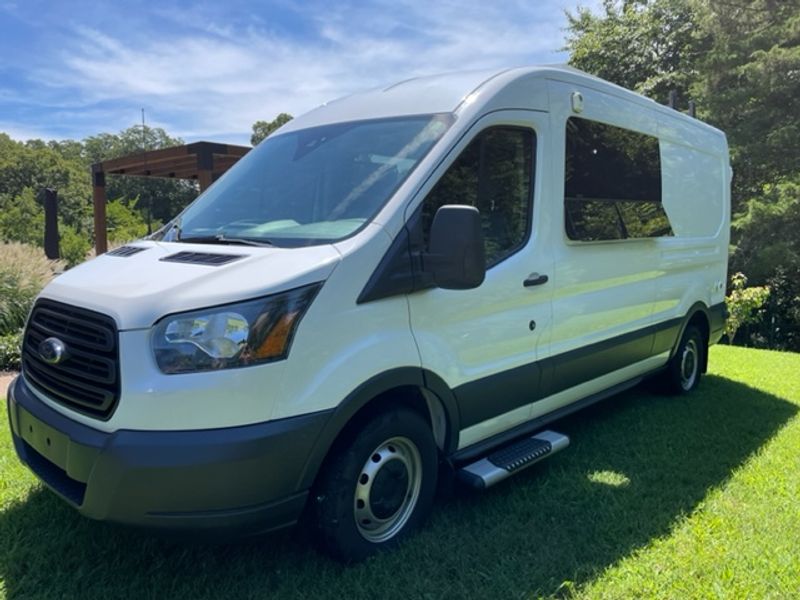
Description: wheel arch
673,302,712,373
295,367,459,492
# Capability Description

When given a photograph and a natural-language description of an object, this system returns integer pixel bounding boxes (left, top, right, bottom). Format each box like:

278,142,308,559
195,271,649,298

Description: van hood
40,241,341,330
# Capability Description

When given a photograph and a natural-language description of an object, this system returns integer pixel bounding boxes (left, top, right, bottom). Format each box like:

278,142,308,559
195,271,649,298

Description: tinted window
565,117,672,241
422,127,534,265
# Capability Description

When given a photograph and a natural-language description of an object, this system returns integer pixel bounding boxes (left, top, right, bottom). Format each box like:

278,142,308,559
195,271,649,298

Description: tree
106,198,149,243
565,0,706,106
0,134,92,232
731,176,800,284
762,266,800,350
48,139,85,163
251,113,293,145
692,0,800,203
58,224,91,268
729,177,800,349
0,187,44,246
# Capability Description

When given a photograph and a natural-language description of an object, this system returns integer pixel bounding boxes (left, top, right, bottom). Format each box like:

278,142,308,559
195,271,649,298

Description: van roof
280,65,724,139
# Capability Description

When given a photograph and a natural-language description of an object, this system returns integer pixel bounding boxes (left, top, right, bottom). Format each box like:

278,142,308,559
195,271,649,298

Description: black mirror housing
426,205,486,289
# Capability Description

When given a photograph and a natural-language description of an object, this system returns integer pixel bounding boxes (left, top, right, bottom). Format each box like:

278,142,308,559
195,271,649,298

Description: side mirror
426,205,486,290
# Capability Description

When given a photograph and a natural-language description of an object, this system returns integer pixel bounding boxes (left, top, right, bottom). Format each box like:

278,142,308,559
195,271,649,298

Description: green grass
2,345,799,599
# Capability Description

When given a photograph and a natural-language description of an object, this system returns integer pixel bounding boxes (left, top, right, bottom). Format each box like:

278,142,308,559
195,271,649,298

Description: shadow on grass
1,375,797,599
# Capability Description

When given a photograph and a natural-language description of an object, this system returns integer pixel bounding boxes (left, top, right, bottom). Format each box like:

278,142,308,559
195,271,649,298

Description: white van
7,66,729,561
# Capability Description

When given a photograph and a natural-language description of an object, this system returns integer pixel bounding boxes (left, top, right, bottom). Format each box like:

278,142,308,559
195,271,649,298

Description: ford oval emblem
39,337,68,365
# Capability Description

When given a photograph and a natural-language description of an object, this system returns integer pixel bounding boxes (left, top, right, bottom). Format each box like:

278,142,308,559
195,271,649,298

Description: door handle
523,273,549,287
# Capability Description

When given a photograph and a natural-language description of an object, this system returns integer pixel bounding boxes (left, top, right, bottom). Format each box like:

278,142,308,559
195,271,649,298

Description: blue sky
0,0,601,145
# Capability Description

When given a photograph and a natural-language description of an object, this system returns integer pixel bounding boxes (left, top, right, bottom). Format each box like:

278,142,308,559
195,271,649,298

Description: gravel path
1,371,18,395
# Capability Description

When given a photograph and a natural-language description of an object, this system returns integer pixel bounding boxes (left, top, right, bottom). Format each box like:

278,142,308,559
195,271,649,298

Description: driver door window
421,127,535,266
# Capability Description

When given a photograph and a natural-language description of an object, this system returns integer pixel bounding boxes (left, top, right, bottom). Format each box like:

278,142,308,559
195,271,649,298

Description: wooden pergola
91,141,250,254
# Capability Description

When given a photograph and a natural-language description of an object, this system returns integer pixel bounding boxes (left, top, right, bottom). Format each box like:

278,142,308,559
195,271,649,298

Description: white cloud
0,121,61,142
23,0,604,143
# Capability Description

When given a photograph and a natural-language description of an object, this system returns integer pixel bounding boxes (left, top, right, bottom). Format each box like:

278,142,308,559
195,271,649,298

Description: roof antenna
141,108,152,235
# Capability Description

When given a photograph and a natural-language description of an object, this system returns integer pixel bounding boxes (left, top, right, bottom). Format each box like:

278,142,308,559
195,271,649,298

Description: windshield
155,114,453,247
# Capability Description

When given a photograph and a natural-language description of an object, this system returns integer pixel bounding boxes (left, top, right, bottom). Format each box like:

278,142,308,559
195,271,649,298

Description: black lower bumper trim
140,491,311,537
13,436,87,506
7,375,332,535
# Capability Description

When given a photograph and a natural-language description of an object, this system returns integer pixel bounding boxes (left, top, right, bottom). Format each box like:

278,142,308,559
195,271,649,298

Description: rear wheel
664,324,704,393
313,407,437,562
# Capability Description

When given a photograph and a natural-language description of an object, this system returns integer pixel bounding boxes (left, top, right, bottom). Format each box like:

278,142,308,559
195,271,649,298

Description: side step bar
457,430,570,490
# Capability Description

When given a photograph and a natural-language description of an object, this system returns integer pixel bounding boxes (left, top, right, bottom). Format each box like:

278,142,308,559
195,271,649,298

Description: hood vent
160,251,246,266
107,245,147,257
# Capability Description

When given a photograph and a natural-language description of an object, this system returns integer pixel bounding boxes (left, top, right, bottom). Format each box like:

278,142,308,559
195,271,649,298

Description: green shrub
0,331,21,370
725,272,770,344
0,242,63,336
107,198,149,244
59,223,91,268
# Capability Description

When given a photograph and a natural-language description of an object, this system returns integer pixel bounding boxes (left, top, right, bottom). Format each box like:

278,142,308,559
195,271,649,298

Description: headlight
152,283,321,374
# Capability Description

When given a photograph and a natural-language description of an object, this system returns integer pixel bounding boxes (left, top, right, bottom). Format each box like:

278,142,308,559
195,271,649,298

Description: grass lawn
1,345,799,599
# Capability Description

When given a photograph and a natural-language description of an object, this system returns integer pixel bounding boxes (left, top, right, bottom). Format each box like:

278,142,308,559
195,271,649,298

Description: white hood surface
41,241,341,330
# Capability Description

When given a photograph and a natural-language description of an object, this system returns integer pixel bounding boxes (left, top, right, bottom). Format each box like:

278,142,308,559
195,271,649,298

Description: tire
664,324,704,394
313,407,438,562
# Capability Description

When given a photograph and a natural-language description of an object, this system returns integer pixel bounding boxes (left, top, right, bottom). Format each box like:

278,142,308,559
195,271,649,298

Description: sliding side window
422,127,535,266
564,117,672,241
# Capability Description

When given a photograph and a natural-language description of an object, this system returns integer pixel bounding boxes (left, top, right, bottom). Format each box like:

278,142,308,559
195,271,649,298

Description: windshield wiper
179,234,273,247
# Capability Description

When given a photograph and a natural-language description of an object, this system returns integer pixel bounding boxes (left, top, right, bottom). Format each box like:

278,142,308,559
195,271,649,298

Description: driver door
406,110,553,448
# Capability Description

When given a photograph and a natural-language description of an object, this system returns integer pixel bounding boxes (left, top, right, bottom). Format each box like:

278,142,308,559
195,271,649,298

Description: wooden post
197,169,213,191
92,168,108,255
196,145,214,192
668,89,678,110
42,188,60,259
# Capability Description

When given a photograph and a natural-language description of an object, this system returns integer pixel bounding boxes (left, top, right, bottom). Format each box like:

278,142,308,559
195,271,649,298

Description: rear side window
422,127,535,265
564,117,672,241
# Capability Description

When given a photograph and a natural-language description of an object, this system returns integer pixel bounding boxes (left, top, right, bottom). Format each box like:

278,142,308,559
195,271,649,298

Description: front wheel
313,407,438,562
664,324,704,394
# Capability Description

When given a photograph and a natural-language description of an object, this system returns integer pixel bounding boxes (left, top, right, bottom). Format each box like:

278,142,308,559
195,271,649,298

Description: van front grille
22,299,120,419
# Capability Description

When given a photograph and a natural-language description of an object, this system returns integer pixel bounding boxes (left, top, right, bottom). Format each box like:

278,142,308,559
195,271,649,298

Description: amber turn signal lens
253,311,300,359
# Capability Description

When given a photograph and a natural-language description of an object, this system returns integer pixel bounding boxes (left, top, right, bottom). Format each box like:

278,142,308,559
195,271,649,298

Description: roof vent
160,251,245,266
107,245,147,257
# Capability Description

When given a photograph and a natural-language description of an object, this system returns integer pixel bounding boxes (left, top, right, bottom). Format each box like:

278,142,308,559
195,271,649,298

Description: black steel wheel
313,407,437,562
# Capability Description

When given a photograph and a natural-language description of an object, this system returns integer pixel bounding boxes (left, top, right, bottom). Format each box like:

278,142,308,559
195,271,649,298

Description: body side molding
454,317,682,429
452,376,644,464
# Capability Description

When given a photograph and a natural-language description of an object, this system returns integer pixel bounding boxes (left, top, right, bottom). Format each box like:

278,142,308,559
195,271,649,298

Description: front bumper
6,375,332,536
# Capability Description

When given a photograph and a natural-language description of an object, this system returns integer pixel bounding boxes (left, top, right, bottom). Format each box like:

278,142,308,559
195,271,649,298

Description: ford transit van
6,66,729,561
